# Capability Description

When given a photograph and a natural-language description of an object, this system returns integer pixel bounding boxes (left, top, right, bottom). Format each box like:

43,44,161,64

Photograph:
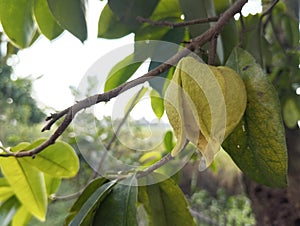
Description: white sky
13,0,263,121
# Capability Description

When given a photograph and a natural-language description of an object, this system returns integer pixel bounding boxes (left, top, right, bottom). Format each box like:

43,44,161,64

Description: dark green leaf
108,0,159,30
223,48,288,188
47,0,87,42
67,180,117,226
138,173,196,226
104,53,143,92
33,0,63,40
0,196,20,226
93,177,138,226
98,4,132,39
0,0,36,48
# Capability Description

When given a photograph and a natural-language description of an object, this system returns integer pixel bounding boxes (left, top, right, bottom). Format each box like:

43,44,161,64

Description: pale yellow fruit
164,57,247,166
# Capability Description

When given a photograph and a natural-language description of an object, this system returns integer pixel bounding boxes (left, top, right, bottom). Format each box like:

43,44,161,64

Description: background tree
0,0,299,225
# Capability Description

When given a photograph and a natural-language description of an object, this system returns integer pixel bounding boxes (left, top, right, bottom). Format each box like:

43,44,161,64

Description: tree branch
137,16,219,28
0,0,248,158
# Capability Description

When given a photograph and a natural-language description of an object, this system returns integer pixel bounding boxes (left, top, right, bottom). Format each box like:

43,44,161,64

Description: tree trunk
244,128,300,226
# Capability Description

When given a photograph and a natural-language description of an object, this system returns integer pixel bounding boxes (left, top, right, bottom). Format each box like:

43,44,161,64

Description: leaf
0,0,36,48
0,156,47,221
44,174,61,196
150,89,164,119
163,131,174,152
0,196,20,226
138,173,196,226
93,177,138,226
104,53,143,92
108,0,159,29
12,206,32,226
0,178,14,202
67,180,116,226
283,98,300,128
98,4,132,39
47,0,87,42
224,47,288,188
22,139,79,178
149,0,182,20
33,0,63,40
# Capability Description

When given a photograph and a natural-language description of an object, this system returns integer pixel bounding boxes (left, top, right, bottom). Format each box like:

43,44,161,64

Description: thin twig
0,0,248,158
208,34,218,65
89,87,145,180
137,16,219,28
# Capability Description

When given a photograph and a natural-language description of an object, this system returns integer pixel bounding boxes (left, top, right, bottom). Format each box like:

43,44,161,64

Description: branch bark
0,0,248,158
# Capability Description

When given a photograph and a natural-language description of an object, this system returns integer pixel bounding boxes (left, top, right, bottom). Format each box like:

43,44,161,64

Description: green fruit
164,57,247,166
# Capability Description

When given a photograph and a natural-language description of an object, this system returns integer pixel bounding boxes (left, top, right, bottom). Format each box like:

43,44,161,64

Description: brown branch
208,33,218,65
0,0,248,158
137,16,219,28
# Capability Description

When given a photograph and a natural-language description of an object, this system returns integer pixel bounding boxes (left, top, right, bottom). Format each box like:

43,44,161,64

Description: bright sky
13,0,263,121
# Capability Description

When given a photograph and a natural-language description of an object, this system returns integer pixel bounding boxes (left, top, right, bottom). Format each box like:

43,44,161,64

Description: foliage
0,0,298,225
189,188,255,225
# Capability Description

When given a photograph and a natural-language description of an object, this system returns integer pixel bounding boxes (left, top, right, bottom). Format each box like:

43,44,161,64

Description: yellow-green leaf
23,139,79,178
224,47,288,188
12,206,32,226
150,89,164,119
0,157,47,221
0,178,14,202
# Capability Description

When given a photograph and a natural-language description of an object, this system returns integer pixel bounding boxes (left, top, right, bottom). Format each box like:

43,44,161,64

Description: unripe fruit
164,57,247,167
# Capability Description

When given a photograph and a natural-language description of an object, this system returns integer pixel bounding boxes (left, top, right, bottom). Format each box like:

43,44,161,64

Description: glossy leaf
0,156,47,221
33,0,63,40
93,177,138,226
108,0,159,29
224,48,288,188
47,0,87,42
138,173,196,226
0,178,14,202
22,139,79,178
0,196,20,226
12,206,32,226
98,4,132,39
150,89,164,119
104,53,143,92
0,0,36,48
67,180,116,226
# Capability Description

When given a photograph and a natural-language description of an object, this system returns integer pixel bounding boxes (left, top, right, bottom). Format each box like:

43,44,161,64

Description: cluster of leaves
0,140,79,224
0,0,298,225
189,188,255,225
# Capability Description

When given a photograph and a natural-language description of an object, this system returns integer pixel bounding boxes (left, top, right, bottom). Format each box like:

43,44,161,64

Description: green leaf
224,48,288,188
0,178,14,202
0,196,20,226
150,89,164,119
0,156,47,221
22,139,79,178
150,0,182,20
47,0,87,42
0,0,36,48
108,0,159,29
67,180,117,226
12,206,32,226
104,53,143,92
93,177,138,226
283,98,300,128
163,131,174,152
44,174,61,196
138,173,196,226
98,4,132,39
33,0,63,40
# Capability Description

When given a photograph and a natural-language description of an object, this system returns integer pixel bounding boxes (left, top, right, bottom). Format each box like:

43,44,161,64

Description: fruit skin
164,57,247,165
